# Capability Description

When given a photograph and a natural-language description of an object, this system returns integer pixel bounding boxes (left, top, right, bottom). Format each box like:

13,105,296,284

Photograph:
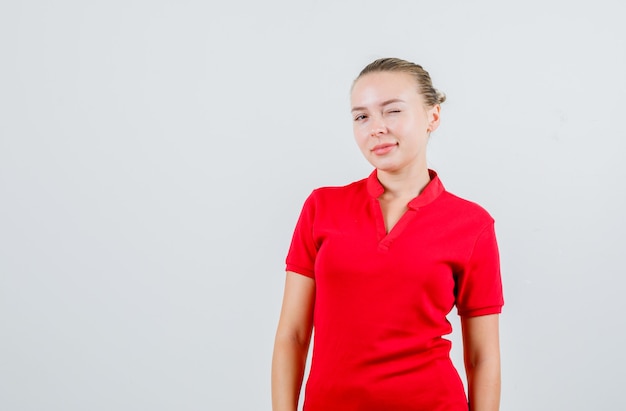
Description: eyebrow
351,98,406,112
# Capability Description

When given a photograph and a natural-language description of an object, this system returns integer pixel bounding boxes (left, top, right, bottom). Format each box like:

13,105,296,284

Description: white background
1,1,625,410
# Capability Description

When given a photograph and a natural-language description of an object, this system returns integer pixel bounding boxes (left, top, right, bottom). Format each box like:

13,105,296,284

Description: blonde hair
354,57,446,107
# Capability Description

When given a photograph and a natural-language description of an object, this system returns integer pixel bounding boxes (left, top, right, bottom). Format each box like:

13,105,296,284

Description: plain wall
1,1,625,410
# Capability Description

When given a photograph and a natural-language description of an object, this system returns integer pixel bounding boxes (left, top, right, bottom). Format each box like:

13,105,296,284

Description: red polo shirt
286,169,503,411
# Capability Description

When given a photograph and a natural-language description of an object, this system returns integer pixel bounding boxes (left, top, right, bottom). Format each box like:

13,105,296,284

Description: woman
272,58,503,411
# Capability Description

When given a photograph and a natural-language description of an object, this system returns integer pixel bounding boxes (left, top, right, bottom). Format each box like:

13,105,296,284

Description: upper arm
461,314,501,367
275,271,316,346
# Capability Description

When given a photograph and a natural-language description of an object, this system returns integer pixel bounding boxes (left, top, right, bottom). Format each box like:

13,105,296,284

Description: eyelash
354,110,401,122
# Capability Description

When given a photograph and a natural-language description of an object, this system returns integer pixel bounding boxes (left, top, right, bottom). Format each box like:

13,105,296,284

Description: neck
377,163,431,200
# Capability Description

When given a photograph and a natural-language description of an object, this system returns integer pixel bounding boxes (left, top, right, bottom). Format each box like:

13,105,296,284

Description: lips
371,143,397,155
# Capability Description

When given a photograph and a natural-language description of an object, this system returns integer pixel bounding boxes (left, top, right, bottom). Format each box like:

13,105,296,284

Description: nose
369,115,387,137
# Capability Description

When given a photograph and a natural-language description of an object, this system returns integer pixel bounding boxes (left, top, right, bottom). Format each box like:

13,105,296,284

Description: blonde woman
272,58,503,411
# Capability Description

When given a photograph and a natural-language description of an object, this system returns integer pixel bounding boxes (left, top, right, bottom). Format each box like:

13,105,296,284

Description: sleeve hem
286,263,315,279
458,304,502,318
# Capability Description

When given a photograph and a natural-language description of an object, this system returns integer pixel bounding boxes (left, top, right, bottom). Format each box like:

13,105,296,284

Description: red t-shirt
286,169,504,411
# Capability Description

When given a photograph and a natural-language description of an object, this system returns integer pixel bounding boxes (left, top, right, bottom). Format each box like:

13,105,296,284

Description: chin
371,162,401,173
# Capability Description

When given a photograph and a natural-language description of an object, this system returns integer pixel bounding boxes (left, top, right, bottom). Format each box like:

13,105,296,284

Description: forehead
351,71,421,106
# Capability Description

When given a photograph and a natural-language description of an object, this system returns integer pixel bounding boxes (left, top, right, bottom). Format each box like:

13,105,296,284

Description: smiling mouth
371,143,397,155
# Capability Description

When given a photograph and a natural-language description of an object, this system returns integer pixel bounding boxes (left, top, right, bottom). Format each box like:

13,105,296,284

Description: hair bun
435,89,447,105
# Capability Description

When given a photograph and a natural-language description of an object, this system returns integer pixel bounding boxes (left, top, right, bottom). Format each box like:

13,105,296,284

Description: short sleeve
285,192,318,278
455,221,504,317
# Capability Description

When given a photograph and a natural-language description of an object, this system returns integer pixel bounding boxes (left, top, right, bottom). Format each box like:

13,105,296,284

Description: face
350,71,440,175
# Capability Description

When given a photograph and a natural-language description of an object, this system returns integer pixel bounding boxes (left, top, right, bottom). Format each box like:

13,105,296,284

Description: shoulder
436,190,495,227
309,177,368,203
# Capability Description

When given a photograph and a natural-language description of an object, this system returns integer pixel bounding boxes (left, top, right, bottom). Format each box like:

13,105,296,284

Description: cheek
353,131,369,152
352,124,366,140
393,116,420,136
383,116,406,133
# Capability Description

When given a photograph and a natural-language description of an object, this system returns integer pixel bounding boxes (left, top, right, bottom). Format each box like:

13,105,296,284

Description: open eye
354,114,368,122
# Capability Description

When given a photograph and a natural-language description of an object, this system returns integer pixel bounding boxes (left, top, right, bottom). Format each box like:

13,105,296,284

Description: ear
426,104,441,133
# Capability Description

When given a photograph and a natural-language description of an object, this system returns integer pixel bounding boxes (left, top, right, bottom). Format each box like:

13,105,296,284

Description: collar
366,169,445,209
